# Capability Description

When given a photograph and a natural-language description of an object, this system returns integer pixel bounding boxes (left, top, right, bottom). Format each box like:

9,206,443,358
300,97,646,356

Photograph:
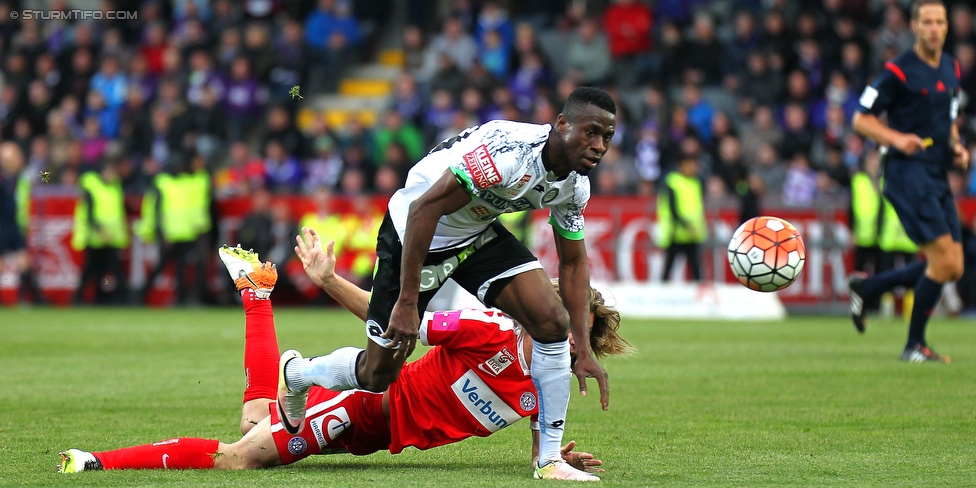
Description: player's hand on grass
294,226,336,288
574,353,610,411
953,141,970,170
385,300,420,360
892,133,926,155
560,441,604,473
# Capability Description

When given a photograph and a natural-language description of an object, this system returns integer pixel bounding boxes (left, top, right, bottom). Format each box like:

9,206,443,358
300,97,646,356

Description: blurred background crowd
3,0,976,306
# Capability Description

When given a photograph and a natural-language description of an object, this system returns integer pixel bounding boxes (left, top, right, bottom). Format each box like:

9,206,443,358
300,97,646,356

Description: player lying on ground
58,238,631,479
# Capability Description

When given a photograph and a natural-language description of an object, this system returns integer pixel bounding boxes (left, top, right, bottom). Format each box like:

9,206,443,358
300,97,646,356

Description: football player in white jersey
281,87,616,480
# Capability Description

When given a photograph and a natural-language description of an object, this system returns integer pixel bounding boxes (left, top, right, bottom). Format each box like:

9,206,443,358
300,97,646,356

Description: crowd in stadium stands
2,0,975,201
3,0,976,304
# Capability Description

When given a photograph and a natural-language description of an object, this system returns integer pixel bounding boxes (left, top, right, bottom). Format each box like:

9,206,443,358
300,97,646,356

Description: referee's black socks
908,275,944,348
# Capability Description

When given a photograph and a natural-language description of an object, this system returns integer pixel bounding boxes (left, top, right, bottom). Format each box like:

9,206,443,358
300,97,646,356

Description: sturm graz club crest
520,392,537,411
287,436,307,455
542,188,559,203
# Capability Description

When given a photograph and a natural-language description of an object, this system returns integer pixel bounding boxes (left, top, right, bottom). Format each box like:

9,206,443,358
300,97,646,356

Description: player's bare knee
357,361,397,392
360,370,396,392
532,306,571,343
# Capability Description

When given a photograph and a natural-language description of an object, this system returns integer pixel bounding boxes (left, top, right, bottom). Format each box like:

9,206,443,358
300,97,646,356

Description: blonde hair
551,279,636,358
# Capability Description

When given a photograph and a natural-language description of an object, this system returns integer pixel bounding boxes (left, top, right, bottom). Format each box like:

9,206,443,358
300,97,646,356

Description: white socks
287,347,363,392
531,339,571,465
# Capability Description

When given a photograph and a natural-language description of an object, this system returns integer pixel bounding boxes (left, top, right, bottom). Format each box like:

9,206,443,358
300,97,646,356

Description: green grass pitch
2,306,975,486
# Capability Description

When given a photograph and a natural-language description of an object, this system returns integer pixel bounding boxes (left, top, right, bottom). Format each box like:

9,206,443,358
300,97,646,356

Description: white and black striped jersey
388,120,589,250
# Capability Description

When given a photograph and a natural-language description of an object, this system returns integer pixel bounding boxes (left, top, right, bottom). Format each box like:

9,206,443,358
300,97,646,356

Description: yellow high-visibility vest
656,171,706,247
71,171,129,250
850,172,880,247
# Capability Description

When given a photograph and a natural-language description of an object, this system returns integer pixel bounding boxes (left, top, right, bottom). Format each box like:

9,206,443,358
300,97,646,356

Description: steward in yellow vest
849,155,882,274
138,155,210,305
657,156,706,281
343,194,384,285
877,176,919,271
71,164,130,304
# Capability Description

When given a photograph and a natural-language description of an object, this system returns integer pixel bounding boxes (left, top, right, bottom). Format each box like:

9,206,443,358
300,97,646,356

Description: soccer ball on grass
728,216,805,292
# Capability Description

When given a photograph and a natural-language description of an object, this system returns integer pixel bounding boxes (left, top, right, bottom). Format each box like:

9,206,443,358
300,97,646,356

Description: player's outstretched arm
554,233,610,411
531,430,604,474
386,169,471,358
295,226,370,321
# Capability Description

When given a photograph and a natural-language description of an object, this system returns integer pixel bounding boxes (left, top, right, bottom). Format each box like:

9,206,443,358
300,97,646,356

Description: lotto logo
464,145,501,188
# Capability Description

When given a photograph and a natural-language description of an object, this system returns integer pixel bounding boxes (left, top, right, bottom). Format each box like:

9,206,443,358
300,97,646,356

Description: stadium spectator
782,153,817,207
946,4,976,56
237,186,277,261
268,19,308,105
182,85,227,162
425,15,478,75
373,108,424,165
401,25,428,78
262,140,303,193
243,22,275,82
261,105,307,159
683,83,716,144
423,89,457,145
304,133,344,193
603,0,653,88
758,9,793,68
390,71,424,127
216,29,243,73
565,19,612,86
210,0,243,33
305,0,362,94
223,57,267,141
955,42,976,116
778,102,814,160
24,80,53,137
724,10,759,77
683,13,725,86
753,142,786,197
872,4,915,67
79,116,109,166
214,140,264,198
186,50,225,106
479,29,511,79
474,1,514,52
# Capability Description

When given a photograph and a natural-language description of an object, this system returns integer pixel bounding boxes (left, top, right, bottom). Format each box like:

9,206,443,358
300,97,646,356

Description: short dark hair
563,87,616,119
911,0,946,20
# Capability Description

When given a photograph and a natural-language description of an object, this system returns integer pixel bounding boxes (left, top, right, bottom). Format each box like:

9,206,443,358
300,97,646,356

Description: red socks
94,438,220,470
242,289,280,403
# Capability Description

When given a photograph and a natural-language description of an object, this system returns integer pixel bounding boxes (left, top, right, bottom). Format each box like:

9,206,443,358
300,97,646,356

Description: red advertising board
10,194,974,307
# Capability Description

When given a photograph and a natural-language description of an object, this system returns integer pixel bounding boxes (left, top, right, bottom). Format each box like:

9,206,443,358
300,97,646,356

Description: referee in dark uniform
849,0,969,363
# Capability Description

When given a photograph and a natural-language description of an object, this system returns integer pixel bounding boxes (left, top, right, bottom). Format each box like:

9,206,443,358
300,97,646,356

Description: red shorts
269,387,392,465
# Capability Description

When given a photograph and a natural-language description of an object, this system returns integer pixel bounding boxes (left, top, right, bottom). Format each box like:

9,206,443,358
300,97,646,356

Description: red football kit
270,308,539,464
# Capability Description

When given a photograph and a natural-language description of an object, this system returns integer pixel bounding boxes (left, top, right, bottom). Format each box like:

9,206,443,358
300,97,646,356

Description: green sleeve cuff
449,166,477,198
549,216,584,240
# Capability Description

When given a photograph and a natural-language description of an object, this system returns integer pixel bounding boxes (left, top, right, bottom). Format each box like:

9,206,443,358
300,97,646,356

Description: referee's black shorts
883,158,961,245
0,221,26,255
